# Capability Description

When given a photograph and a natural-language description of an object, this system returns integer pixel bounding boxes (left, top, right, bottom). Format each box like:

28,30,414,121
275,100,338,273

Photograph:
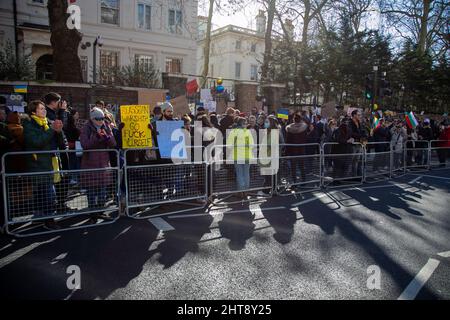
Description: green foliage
100,60,161,88
0,40,34,81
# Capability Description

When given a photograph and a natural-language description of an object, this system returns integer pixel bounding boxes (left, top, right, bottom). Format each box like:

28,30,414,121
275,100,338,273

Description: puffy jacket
285,122,307,156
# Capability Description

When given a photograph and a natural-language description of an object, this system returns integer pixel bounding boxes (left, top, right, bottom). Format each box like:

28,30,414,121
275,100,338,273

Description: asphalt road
1,168,449,300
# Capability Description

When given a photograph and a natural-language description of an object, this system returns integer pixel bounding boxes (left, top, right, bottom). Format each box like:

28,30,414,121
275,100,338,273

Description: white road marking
168,206,287,219
398,258,441,300
437,251,450,258
0,236,60,269
408,176,422,184
148,217,175,232
409,174,450,181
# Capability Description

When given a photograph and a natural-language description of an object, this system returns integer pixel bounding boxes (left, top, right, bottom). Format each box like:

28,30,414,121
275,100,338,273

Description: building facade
197,10,267,90
0,0,198,84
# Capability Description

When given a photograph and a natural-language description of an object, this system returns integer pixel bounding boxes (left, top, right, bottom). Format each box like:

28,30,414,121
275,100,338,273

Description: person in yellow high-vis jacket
226,117,255,198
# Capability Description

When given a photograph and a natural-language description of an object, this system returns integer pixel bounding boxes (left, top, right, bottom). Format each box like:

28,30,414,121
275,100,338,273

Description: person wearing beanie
80,106,116,223
161,102,174,121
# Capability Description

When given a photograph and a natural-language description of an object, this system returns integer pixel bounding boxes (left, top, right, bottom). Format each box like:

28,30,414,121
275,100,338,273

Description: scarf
31,115,50,131
31,115,61,183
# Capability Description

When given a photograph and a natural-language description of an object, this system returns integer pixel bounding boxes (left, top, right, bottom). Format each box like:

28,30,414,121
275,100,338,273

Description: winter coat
373,126,391,152
349,119,367,143
390,129,404,154
438,127,450,148
23,116,63,173
285,122,308,156
80,121,117,187
332,124,353,155
6,112,25,173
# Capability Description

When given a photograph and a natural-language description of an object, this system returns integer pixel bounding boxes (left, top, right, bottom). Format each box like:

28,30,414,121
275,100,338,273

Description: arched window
36,54,54,80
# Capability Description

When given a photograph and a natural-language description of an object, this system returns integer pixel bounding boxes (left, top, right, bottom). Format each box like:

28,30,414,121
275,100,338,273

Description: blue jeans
33,181,56,217
235,164,250,191
87,187,106,209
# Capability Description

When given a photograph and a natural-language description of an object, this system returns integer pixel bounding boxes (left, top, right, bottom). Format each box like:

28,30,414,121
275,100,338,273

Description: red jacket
438,127,450,147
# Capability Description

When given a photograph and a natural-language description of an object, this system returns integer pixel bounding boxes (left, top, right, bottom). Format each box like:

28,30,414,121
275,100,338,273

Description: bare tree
47,0,83,83
200,0,215,88
380,0,449,57
334,0,374,33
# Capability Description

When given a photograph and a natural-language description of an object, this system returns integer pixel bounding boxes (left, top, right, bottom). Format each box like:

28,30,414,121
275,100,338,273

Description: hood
7,112,21,125
286,122,307,134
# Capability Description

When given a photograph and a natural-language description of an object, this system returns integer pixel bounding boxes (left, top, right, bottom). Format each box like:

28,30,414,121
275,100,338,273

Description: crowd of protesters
0,92,449,227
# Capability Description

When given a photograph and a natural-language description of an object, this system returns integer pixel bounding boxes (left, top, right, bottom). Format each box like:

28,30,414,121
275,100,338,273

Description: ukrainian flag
277,109,289,120
14,85,27,93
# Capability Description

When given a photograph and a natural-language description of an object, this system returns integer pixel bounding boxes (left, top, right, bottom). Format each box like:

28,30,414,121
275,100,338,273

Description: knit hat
160,102,173,112
90,107,105,120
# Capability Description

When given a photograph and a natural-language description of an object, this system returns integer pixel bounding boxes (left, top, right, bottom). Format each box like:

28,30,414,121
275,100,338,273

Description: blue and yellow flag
14,85,27,93
277,109,289,120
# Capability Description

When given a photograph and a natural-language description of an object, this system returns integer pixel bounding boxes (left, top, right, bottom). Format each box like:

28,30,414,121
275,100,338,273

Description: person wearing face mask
226,117,255,199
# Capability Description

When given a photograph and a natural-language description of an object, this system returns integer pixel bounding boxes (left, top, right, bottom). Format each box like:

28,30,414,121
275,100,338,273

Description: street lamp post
93,36,103,84
81,35,103,84
373,65,378,109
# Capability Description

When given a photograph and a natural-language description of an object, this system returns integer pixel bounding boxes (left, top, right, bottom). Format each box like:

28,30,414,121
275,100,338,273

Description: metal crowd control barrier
404,140,431,172
1,149,120,237
321,142,364,188
209,144,274,205
276,143,321,195
123,147,208,219
364,142,392,182
429,140,450,168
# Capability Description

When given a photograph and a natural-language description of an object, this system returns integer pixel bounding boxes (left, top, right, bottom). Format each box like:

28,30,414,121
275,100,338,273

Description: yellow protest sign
120,105,152,149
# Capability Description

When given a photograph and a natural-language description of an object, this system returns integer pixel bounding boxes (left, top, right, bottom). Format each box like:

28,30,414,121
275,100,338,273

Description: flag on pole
185,79,198,95
405,111,418,129
373,117,380,129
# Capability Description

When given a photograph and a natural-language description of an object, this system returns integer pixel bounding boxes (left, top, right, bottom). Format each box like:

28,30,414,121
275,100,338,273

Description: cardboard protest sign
120,105,152,149
170,95,190,116
156,120,187,160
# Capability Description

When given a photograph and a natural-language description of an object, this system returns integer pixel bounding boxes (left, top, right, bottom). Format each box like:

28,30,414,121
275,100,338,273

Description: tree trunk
47,0,83,83
261,0,276,83
200,0,214,88
418,0,431,55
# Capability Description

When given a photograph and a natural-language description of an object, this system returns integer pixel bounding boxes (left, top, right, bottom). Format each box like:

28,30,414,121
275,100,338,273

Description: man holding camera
44,92,71,218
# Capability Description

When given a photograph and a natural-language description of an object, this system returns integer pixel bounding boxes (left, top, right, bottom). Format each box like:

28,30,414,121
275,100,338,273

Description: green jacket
22,117,59,172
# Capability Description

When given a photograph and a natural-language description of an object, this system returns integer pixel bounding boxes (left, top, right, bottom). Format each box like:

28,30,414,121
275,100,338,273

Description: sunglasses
94,117,105,121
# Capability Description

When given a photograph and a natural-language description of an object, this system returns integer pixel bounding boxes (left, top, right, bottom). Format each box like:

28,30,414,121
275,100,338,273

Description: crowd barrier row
1,140,449,237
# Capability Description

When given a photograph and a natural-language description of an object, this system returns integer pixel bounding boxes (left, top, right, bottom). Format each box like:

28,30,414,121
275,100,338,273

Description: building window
165,57,182,73
36,54,54,80
251,43,256,53
250,64,258,81
168,9,182,34
101,0,120,25
235,62,241,79
137,3,151,30
235,40,241,50
80,56,88,83
100,50,120,84
135,54,154,72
